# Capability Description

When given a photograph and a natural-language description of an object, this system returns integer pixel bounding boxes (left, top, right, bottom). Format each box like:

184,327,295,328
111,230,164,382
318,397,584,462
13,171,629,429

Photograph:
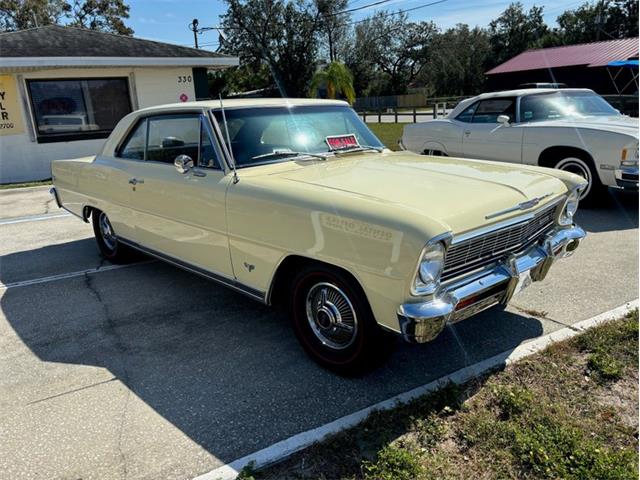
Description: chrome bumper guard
398,224,586,344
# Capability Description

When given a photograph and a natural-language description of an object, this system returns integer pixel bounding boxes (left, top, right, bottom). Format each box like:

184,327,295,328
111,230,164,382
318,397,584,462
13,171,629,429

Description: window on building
27,78,132,143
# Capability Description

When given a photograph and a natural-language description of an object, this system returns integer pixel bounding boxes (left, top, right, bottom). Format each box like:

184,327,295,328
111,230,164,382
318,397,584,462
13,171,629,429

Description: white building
0,25,238,183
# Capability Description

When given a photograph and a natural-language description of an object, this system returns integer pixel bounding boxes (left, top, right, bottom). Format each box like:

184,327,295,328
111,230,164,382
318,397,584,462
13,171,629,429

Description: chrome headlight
412,241,446,296
558,186,583,226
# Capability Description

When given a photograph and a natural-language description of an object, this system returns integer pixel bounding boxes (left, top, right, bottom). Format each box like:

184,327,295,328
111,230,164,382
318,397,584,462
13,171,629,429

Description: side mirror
497,114,511,126
174,154,194,174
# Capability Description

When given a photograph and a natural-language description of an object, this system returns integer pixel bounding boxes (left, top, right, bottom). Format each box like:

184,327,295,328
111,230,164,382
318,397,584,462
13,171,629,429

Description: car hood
271,151,568,235
526,115,639,138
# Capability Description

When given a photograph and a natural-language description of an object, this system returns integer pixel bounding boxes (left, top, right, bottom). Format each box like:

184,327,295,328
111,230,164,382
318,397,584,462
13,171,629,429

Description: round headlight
559,188,581,226
413,242,445,295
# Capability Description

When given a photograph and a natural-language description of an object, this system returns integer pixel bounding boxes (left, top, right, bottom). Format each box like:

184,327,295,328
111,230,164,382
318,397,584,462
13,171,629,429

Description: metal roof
486,37,639,75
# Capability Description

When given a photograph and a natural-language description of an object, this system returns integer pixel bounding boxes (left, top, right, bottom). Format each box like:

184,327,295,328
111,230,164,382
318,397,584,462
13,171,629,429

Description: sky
128,0,588,51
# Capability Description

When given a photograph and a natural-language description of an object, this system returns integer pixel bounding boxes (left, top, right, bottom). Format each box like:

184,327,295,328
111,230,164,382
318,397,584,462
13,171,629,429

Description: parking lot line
0,212,71,226
0,260,154,290
194,299,639,480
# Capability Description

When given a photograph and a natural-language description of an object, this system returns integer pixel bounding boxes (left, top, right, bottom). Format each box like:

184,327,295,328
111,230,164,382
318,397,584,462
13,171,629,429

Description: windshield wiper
250,150,329,161
333,145,384,154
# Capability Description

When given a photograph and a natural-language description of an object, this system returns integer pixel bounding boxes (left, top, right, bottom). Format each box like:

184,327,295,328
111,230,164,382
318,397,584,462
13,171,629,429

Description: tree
0,0,69,30
557,0,638,44
421,24,492,96
66,0,133,35
0,0,132,34
220,0,321,97
489,2,549,66
309,61,355,103
348,12,436,96
315,0,349,62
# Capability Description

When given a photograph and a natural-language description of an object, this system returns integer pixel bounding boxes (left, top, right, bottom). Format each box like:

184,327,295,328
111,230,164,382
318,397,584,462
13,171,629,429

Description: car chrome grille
442,202,559,281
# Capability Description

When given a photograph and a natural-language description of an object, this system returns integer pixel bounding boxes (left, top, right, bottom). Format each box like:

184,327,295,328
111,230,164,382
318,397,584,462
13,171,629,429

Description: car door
92,119,149,241
123,112,234,279
461,97,524,163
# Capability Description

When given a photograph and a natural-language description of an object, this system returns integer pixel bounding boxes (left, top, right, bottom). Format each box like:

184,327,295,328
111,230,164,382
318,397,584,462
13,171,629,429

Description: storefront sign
0,75,25,136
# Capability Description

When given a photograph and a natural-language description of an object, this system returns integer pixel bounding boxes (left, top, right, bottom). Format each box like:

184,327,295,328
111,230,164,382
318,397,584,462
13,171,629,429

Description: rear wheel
554,156,604,206
91,210,132,263
288,264,394,375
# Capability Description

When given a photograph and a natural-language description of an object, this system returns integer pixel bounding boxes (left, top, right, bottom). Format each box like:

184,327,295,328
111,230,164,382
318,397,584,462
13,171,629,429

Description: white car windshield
520,91,619,122
211,105,384,167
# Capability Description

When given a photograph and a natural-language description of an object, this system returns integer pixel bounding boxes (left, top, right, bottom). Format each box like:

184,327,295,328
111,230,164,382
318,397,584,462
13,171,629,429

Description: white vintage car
51,98,587,374
402,88,639,204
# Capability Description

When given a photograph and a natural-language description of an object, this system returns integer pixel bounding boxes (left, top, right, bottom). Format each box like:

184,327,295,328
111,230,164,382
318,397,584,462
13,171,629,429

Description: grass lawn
367,123,405,151
0,179,52,190
244,310,639,480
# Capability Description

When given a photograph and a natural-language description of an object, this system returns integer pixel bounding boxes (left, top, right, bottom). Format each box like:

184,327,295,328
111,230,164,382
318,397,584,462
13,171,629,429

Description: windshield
211,105,384,167
519,91,619,122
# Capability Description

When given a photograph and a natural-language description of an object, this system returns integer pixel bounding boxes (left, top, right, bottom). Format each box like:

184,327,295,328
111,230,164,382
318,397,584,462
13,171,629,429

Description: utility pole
189,18,199,48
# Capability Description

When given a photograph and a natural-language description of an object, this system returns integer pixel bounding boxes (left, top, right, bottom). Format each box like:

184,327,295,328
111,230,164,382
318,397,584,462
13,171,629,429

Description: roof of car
135,98,349,113
448,88,594,118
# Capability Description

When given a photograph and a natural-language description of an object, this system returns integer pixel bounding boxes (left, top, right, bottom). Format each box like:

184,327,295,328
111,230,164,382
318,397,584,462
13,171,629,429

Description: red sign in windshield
326,134,359,151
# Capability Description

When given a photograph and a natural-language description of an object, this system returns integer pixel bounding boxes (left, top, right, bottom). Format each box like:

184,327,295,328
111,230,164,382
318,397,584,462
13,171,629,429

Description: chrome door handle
464,130,471,136
128,178,144,185
192,170,207,177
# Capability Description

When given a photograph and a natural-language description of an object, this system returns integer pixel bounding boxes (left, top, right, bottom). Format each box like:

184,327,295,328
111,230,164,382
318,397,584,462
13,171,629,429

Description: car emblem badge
485,193,553,220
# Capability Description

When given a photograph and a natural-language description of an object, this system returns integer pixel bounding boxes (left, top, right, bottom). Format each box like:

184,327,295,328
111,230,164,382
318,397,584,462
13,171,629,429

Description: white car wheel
555,157,593,201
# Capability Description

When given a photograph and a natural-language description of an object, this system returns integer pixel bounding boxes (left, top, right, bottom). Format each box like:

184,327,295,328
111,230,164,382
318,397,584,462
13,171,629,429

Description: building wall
0,66,198,183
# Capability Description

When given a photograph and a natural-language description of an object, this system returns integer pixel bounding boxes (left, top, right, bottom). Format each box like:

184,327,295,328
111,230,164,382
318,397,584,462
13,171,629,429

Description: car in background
50,98,586,374
401,88,639,204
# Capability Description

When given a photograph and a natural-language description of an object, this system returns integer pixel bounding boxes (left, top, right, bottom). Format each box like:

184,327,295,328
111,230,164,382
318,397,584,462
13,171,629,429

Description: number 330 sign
177,75,192,84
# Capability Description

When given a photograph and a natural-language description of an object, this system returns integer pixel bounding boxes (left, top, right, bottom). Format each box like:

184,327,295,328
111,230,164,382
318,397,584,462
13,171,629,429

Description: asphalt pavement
0,186,637,480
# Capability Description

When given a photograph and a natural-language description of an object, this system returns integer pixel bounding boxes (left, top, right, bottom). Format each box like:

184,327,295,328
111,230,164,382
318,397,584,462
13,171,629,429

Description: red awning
486,37,639,75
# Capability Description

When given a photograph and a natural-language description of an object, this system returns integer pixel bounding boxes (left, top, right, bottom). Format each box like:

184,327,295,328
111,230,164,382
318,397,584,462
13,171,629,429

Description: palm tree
309,61,356,105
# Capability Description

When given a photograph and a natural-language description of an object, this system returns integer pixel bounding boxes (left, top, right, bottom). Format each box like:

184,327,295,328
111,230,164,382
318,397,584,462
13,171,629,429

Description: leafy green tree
67,0,133,35
309,61,355,103
315,0,349,62
220,0,321,97
347,12,436,96
489,2,549,66
0,0,132,34
421,24,492,96
0,0,69,30
557,0,638,44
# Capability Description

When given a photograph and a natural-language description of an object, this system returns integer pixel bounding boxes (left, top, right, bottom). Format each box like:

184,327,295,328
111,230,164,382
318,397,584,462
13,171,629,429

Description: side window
147,115,201,164
456,102,478,123
199,121,220,169
472,98,516,123
118,119,147,160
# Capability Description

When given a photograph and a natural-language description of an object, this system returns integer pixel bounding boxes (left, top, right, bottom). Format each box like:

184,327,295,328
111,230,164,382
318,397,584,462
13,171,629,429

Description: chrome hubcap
99,213,117,251
305,282,358,350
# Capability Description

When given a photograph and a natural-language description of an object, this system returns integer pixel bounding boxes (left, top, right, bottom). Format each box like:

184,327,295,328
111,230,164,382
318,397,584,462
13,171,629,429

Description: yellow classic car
50,98,587,374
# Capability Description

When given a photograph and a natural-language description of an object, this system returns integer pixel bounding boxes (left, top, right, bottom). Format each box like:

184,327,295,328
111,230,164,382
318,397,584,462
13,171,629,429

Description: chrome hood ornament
485,193,553,220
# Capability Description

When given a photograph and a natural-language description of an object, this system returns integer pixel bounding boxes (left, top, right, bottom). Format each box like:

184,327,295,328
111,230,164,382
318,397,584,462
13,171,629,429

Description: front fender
226,179,448,331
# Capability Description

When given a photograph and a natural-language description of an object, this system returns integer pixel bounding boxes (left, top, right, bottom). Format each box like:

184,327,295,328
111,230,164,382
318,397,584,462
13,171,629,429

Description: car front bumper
614,166,639,190
397,224,586,344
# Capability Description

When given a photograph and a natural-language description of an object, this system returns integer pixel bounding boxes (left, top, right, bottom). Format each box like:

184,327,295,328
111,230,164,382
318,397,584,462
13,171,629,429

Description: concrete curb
194,299,639,480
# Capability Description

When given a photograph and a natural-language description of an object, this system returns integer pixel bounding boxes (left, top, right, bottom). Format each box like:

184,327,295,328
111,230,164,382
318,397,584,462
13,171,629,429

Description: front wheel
554,156,605,206
289,264,394,375
91,210,132,263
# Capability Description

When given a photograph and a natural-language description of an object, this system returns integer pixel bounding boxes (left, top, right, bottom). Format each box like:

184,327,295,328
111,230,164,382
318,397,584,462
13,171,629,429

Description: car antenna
219,94,239,184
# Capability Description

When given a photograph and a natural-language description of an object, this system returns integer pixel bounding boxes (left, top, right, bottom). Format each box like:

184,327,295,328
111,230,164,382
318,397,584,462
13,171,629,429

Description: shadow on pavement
0,239,544,466
576,189,638,233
